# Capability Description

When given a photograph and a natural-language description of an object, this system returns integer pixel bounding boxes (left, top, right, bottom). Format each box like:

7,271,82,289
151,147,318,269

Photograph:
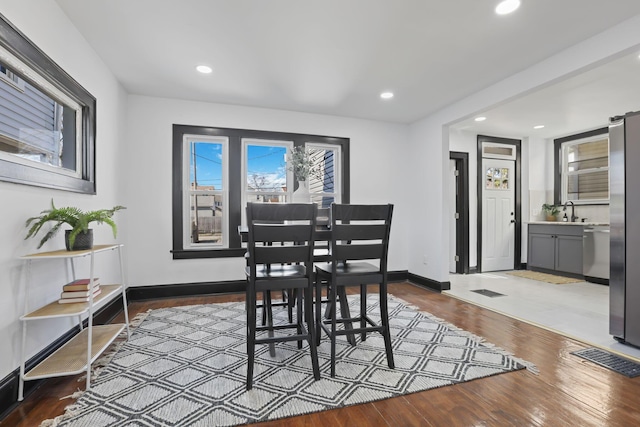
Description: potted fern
25,199,125,250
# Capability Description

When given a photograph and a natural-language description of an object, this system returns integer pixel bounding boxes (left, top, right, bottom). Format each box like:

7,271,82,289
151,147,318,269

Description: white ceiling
451,51,640,139
56,0,640,139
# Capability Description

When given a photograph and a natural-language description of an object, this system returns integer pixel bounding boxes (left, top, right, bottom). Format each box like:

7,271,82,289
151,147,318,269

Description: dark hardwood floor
3,281,640,426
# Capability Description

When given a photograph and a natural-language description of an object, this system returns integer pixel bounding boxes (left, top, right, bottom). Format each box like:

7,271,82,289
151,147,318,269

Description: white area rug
42,295,534,426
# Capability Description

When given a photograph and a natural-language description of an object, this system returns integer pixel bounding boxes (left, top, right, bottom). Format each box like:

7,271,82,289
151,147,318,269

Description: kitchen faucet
563,201,578,222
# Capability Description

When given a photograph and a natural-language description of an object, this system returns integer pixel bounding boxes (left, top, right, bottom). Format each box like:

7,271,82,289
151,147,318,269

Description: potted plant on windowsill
542,203,560,221
25,199,125,250
287,146,320,203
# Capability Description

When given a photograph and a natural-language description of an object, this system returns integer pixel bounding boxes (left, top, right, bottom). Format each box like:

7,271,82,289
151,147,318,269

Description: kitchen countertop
528,221,609,226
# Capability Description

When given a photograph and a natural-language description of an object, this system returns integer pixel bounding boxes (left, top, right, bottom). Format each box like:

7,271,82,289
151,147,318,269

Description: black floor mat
470,289,505,298
572,348,640,377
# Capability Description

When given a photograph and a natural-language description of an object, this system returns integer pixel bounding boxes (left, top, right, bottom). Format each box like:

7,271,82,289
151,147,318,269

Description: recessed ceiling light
380,92,394,99
196,65,213,74
474,116,487,122
534,125,545,129
495,0,521,15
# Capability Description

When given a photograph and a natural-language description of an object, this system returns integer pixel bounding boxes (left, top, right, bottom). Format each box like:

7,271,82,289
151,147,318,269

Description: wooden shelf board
21,244,122,260
24,324,125,380
21,285,122,320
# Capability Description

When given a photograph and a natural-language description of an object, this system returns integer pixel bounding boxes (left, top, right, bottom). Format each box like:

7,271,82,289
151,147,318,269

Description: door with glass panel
481,158,515,271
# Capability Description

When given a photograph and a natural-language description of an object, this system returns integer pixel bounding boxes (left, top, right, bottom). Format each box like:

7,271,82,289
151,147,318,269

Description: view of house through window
563,136,609,202
560,134,609,203
172,125,349,259
307,143,339,207
0,58,80,175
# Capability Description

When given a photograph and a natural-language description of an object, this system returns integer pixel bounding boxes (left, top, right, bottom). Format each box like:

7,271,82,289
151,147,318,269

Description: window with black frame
0,14,96,194
172,125,349,259
554,127,609,205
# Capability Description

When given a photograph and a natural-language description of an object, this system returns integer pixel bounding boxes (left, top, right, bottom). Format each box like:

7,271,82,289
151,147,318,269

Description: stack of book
58,278,101,304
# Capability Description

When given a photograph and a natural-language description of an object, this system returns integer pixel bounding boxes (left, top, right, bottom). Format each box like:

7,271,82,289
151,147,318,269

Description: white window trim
560,135,609,205
183,135,229,249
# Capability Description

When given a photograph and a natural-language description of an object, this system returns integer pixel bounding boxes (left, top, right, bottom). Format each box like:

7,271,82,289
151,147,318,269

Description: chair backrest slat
333,204,392,221
253,224,312,243
254,245,311,265
332,224,387,241
333,243,384,261
249,203,316,222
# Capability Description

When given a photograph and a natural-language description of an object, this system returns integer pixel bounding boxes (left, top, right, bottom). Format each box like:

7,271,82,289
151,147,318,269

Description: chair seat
245,264,306,279
315,261,380,276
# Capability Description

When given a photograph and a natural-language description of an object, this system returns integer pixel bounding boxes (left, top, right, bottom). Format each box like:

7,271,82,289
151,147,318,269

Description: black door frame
450,151,469,274
476,135,522,273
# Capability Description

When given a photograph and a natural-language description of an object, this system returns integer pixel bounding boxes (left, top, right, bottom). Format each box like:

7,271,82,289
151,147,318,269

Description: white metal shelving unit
18,244,130,401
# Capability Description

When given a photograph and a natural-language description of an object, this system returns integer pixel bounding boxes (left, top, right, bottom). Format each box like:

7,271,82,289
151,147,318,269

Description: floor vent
572,348,640,377
470,289,505,298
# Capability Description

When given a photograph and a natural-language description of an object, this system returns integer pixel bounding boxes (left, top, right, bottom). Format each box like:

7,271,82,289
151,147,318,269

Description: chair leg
338,287,356,346
246,290,256,390
379,282,394,369
305,285,321,381
360,284,367,342
287,288,295,323
323,287,332,319
330,281,338,377
315,272,323,346
265,292,276,357
261,291,267,326
297,289,303,349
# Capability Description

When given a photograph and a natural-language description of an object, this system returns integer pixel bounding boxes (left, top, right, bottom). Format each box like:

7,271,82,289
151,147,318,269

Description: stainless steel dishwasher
583,225,610,283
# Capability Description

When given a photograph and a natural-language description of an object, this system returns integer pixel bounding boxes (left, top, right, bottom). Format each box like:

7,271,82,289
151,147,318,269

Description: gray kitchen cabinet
528,223,583,277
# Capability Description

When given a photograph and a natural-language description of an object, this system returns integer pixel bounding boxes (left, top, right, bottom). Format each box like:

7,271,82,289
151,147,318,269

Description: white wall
123,96,409,287
0,1,128,380
410,15,640,283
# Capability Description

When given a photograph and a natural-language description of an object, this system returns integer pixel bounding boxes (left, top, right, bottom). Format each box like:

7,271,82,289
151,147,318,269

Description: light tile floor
446,272,640,361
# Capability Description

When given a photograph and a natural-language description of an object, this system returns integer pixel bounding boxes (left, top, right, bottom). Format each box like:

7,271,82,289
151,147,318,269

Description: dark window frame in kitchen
553,127,608,206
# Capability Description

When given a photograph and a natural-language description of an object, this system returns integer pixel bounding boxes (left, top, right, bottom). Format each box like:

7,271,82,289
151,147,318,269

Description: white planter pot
292,180,310,203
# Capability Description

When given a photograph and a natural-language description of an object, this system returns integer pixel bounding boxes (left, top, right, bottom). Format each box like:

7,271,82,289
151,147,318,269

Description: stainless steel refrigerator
610,111,640,347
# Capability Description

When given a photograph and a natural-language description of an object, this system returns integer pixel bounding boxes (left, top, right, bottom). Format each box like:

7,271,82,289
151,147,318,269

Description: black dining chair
284,205,355,345
315,203,394,377
245,202,321,389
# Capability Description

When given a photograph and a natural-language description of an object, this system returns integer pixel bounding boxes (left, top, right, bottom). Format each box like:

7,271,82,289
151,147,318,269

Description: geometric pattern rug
42,294,535,427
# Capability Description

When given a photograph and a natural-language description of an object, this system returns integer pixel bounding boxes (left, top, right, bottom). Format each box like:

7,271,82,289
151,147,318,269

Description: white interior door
482,158,515,271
